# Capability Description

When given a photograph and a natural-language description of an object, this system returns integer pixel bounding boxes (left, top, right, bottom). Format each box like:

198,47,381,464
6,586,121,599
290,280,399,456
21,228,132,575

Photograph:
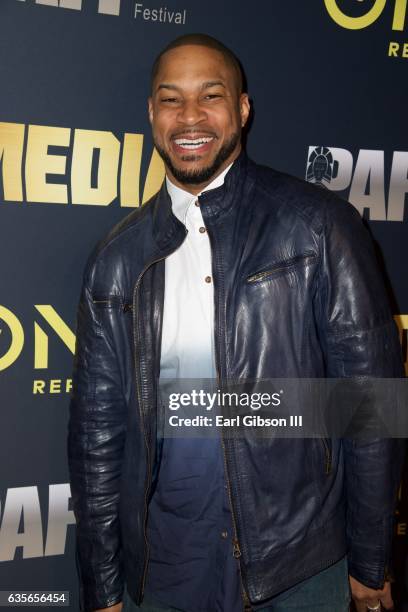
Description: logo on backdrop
0,484,74,562
0,122,165,207
19,0,122,15
306,146,335,188
16,1,188,25
0,305,74,394
306,145,408,221
323,0,408,59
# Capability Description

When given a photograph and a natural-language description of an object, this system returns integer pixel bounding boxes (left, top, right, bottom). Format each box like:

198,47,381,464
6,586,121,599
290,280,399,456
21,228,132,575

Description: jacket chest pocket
246,253,317,286
92,294,134,340
92,295,133,312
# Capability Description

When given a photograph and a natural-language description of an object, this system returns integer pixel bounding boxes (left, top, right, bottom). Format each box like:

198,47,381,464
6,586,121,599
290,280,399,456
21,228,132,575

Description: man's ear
240,93,250,128
148,97,153,124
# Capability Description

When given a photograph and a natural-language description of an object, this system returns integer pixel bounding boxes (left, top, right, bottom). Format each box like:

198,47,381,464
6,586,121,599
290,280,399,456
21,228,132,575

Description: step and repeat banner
0,0,407,609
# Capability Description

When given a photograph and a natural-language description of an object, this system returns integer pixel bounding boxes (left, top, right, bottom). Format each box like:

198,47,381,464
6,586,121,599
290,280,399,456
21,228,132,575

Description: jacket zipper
321,438,332,474
219,433,251,611
205,222,251,611
132,231,187,602
92,297,133,312
246,254,315,284
92,297,122,306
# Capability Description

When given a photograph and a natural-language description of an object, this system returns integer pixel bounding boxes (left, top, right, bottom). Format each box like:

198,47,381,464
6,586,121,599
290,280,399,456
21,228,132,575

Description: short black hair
151,33,244,95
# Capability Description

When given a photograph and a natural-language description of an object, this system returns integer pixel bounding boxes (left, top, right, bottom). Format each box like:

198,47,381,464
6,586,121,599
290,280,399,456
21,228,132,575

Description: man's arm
315,196,405,591
68,277,127,611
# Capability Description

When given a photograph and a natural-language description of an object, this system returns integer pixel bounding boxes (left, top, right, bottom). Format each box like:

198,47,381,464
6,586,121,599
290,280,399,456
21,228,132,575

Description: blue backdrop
1,0,407,609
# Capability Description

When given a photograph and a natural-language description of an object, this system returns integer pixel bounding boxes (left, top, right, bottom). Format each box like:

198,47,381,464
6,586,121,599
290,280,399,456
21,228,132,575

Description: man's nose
177,100,207,125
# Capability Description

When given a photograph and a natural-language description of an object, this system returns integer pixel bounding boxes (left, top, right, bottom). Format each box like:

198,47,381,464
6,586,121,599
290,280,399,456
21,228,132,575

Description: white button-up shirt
160,165,232,379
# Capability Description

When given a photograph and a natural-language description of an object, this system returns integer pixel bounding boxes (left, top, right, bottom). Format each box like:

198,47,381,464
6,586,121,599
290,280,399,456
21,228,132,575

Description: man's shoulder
250,158,361,232
82,189,160,287
95,195,154,255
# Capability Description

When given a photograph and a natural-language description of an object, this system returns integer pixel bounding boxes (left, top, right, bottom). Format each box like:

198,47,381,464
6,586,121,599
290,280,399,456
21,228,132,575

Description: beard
155,132,240,186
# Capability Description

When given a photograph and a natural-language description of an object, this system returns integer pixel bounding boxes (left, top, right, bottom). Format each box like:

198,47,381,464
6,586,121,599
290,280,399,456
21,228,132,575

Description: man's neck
165,149,241,196
166,163,233,204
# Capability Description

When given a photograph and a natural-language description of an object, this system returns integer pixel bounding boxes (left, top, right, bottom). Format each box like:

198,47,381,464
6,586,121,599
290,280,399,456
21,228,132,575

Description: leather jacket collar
152,150,249,250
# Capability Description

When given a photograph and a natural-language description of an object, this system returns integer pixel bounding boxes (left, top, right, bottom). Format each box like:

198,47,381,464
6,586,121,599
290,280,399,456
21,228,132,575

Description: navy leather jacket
68,153,404,611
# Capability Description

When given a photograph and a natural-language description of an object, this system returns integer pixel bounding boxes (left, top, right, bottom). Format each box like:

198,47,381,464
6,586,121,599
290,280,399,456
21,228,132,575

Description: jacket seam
254,178,326,237
326,316,394,341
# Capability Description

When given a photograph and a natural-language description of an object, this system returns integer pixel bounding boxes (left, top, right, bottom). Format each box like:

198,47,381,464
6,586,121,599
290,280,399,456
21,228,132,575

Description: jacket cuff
347,557,389,590
80,588,124,612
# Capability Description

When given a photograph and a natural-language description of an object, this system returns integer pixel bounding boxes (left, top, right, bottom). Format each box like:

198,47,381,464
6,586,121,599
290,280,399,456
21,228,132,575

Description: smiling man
68,34,404,612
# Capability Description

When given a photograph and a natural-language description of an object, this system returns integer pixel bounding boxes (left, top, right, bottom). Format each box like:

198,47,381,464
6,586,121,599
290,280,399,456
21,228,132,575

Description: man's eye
204,94,221,100
161,98,178,103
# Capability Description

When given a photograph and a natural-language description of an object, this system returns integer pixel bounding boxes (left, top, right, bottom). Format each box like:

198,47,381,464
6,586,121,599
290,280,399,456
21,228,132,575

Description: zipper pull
233,538,242,558
242,585,252,611
123,303,133,313
325,456,332,474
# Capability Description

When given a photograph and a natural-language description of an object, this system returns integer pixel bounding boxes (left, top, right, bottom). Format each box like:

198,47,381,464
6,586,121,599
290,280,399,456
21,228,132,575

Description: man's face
148,44,250,193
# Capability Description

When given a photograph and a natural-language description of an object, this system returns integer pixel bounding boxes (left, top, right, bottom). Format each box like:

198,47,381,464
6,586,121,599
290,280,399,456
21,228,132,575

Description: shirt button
205,276,212,283
199,226,206,233
221,531,228,539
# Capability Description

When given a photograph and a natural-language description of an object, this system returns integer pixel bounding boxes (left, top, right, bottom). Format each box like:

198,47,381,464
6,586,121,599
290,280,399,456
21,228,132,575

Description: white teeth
174,137,213,148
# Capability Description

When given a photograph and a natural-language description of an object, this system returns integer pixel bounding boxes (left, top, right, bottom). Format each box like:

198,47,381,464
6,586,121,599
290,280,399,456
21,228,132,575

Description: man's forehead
155,45,233,82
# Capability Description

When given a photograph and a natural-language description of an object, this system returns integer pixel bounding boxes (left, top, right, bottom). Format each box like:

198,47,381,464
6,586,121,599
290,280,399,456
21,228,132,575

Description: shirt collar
166,163,233,223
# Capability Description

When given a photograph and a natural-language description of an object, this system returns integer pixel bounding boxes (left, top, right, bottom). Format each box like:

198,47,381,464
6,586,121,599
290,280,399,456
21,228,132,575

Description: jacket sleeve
316,196,405,589
68,270,127,611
